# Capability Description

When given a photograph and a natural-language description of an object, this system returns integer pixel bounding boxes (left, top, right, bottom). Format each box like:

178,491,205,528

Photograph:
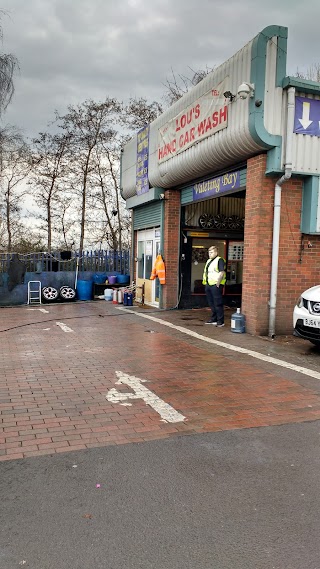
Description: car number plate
304,318,320,328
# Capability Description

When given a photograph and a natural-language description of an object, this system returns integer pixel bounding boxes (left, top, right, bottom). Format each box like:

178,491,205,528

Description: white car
293,285,320,347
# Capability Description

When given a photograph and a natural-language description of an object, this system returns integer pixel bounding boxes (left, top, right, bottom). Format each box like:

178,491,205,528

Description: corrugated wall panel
147,38,262,189
121,29,286,199
133,202,162,230
121,136,138,199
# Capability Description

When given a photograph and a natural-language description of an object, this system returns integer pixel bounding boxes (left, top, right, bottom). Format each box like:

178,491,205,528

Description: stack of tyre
41,285,76,303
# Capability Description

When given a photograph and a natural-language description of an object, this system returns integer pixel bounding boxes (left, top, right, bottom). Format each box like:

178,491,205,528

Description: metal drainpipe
159,198,165,309
268,86,295,337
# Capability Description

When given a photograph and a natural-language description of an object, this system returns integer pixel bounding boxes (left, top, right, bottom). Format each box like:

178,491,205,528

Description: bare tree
88,139,130,250
0,11,19,115
0,128,31,251
121,67,214,133
162,66,214,106
295,64,320,82
122,97,163,131
29,132,71,252
55,98,122,251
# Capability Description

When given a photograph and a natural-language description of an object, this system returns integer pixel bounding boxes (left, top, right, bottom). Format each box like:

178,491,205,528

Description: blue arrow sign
294,96,320,136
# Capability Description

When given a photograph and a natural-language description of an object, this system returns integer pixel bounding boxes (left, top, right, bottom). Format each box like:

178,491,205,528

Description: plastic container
112,289,118,304
108,275,117,285
123,291,128,306
231,307,246,333
104,289,113,301
117,289,123,304
116,274,130,285
93,273,107,284
76,280,93,300
127,292,133,306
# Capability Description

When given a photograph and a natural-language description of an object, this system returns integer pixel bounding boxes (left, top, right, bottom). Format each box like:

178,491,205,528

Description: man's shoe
205,320,217,325
217,323,225,327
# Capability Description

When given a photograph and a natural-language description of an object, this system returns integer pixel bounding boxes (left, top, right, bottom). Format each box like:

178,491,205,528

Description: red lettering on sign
220,106,228,122
178,127,196,148
175,105,201,132
212,111,218,128
158,139,176,160
197,105,228,137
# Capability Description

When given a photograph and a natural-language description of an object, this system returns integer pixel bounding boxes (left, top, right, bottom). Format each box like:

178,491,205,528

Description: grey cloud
1,0,320,137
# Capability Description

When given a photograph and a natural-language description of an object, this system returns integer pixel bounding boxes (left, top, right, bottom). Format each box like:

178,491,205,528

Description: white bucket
104,288,113,301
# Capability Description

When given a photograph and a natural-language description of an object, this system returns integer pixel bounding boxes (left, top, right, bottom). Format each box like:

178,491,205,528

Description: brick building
120,25,320,337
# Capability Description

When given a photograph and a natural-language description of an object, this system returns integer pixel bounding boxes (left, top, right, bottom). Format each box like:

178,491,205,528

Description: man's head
208,246,218,259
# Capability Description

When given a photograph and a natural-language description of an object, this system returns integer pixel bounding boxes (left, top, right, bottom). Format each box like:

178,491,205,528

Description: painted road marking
117,308,320,381
56,321,74,333
27,308,49,313
106,370,186,423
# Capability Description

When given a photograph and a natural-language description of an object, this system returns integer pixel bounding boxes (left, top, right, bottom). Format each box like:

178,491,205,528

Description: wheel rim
42,287,58,300
60,286,75,299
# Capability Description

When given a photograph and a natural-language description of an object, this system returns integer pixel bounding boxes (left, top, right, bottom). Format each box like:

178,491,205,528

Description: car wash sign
136,125,150,195
294,97,320,136
158,78,229,164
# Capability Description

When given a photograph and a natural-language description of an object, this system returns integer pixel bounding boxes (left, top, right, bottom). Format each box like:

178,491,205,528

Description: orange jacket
150,254,166,284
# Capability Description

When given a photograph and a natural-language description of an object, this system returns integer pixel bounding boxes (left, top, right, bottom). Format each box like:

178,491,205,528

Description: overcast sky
1,0,320,140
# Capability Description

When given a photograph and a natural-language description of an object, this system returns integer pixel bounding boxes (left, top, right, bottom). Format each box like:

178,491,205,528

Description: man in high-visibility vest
202,245,226,326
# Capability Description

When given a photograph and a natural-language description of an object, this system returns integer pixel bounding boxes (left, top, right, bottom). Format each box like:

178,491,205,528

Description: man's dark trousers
205,284,224,324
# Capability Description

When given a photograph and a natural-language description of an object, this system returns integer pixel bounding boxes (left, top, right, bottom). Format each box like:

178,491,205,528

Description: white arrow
298,101,313,130
106,371,186,423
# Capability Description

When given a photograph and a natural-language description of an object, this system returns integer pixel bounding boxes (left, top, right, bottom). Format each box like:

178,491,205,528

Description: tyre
42,286,59,302
227,215,242,230
59,285,76,301
198,213,215,229
213,214,227,229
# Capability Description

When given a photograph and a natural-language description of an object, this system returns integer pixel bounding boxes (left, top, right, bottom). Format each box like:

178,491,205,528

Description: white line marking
27,308,49,313
106,370,186,423
117,308,320,381
56,321,74,333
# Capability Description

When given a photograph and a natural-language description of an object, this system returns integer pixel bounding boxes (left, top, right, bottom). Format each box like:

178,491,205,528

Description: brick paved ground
1,301,320,461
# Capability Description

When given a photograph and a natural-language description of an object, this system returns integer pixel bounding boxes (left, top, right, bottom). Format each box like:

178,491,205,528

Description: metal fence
0,250,130,274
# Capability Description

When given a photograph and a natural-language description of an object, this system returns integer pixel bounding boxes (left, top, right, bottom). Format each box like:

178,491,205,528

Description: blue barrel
76,280,93,300
231,308,246,333
127,292,133,306
123,292,128,306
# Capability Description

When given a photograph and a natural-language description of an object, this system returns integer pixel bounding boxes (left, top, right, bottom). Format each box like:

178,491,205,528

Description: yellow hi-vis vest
202,256,226,286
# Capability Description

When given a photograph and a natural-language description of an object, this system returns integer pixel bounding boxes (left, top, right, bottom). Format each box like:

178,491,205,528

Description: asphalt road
1,302,320,568
1,421,320,569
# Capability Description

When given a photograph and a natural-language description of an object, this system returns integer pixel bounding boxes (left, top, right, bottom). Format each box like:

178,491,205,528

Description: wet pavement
1,300,320,461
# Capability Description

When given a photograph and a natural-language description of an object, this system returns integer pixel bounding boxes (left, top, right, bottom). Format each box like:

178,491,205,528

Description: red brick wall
162,190,181,308
242,154,320,335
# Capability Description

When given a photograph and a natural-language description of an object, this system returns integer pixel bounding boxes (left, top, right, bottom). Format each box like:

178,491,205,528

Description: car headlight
296,296,303,308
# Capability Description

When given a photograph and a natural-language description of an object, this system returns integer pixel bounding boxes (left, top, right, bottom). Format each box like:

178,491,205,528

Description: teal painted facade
250,25,287,174
301,177,320,234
